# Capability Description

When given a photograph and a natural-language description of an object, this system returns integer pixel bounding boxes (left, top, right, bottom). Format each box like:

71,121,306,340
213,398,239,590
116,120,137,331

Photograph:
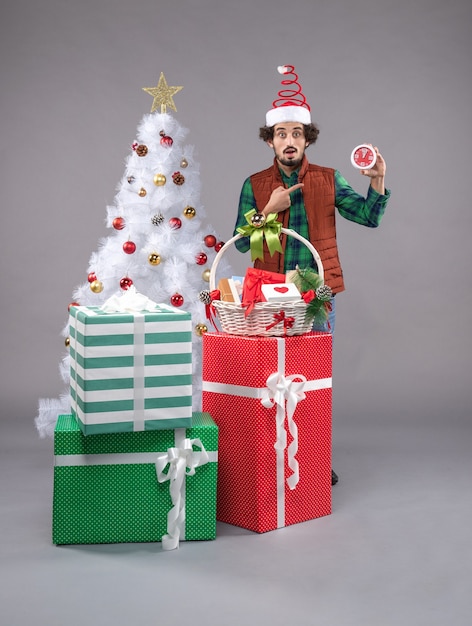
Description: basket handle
209,227,324,291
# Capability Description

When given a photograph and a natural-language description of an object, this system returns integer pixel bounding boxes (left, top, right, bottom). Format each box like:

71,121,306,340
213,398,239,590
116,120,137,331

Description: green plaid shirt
234,168,391,272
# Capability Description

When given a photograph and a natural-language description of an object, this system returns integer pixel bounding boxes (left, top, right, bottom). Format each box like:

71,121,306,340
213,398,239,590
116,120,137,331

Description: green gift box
53,413,218,548
69,303,193,435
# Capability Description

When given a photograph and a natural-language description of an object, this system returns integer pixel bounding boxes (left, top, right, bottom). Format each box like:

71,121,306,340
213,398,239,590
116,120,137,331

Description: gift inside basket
208,225,329,337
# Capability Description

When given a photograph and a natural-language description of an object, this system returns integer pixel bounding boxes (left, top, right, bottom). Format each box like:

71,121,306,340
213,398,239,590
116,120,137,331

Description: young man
233,66,391,485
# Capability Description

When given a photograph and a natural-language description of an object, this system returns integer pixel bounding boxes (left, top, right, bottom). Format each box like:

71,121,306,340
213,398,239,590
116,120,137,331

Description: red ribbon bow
205,290,221,331
302,290,315,304
265,311,295,334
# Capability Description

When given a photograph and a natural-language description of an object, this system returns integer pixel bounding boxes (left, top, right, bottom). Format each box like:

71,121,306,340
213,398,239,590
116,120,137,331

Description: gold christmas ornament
148,253,161,266
251,213,266,228
65,336,70,347
153,173,166,186
180,157,188,168
194,323,208,337
90,280,104,293
202,269,211,282
138,187,147,197
142,72,184,113
183,205,196,219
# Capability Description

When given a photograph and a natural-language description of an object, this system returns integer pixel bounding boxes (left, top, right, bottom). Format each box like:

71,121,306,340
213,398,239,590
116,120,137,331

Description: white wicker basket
209,227,324,336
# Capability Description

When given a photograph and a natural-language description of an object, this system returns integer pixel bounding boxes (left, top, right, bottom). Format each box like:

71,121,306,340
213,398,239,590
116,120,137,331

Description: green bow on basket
236,209,283,262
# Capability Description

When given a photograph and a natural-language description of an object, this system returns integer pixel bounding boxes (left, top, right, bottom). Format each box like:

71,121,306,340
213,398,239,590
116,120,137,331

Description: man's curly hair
259,123,320,145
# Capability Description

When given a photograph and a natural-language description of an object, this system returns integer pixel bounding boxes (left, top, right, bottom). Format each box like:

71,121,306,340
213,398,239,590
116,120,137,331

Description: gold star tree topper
142,72,183,113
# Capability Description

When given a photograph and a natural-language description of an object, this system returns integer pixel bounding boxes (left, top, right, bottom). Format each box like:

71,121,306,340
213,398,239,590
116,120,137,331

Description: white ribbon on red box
202,337,332,528
261,371,305,491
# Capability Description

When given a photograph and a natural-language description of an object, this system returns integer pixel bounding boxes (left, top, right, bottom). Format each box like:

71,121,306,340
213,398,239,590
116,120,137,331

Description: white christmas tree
36,73,230,437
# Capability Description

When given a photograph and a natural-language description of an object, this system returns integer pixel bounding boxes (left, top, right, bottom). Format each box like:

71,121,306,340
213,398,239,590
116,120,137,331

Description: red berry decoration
87,272,97,283
120,277,133,290
159,130,173,147
68,302,80,311
204,234,217,247
169,217,182,230
170,293,184,307
123,240,136,254
113,217,125,230
196,252,207,265
215,241,225,252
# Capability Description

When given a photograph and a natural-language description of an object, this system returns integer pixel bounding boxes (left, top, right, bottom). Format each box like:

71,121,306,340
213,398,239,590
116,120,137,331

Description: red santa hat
265,65,311,127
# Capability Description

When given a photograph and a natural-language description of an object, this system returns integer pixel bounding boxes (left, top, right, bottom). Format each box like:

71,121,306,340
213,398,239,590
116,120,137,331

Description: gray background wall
1,2,472,625
1,0,471,427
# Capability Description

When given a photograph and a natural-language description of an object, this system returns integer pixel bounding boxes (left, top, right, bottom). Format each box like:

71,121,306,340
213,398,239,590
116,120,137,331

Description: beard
277,154,304,169
274,147,305,170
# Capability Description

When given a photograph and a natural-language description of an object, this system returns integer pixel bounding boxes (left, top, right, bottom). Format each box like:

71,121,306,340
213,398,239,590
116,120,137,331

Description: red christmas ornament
196,252,207,265
204,234,217,247
68,302,80,311
113,217,125,230
159,130,173,147
87,272,97,283
120,277,133,290
169,217,182,230
170,293,184,307
123,240,136,254
132,141,138,151
215,241,225,252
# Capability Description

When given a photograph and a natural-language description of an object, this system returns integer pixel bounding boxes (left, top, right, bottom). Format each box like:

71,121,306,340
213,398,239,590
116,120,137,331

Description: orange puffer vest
250,156,345,293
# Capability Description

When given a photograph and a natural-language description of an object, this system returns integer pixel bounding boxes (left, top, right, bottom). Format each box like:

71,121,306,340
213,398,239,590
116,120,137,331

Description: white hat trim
265,105,311,127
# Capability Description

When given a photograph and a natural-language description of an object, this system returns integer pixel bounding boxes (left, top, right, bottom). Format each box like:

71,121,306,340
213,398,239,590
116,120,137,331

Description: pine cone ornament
136,144,148,157
315,285,333,301
151,213,164,226
199,290,212,305
172,171,185,185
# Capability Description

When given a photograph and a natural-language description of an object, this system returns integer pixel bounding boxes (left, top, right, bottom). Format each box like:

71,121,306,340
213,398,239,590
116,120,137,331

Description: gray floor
2,411,471,626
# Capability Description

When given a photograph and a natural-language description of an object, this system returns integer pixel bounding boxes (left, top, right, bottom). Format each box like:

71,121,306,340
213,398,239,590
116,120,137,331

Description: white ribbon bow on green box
156,436,210,550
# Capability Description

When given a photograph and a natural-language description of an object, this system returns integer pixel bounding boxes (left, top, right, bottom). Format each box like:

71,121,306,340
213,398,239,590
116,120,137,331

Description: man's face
267,122,308,171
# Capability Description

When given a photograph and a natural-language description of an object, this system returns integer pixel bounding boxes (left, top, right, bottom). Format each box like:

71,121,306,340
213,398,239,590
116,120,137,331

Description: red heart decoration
274,286,289,293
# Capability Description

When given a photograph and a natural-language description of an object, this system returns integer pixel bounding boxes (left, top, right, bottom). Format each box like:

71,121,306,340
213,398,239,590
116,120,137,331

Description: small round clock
351,144,377,170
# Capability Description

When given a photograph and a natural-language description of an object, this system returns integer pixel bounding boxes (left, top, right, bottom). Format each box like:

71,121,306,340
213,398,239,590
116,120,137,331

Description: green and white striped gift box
69,304,193,435
53,412,218,546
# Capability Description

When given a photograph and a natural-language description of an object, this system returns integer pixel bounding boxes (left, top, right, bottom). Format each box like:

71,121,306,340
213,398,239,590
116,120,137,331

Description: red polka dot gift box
52,412,217,549
202,332,332,533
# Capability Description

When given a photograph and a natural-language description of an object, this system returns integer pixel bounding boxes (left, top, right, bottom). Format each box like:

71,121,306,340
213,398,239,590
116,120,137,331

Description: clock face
351,144,376,169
